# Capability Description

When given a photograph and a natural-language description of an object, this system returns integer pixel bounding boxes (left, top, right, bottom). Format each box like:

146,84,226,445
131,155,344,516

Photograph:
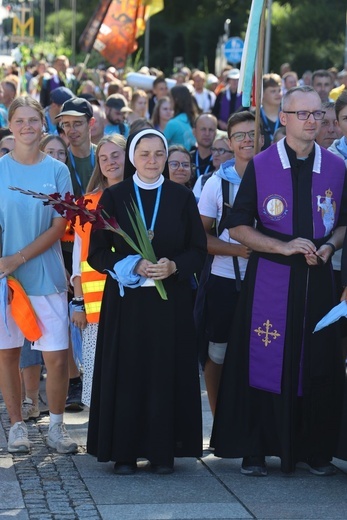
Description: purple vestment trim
249,140,345,395
254,139,344,238
249,258,290,394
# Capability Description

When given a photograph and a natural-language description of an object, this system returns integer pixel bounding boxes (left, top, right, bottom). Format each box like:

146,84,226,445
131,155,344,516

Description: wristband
325,242,336,254
73,304,85,312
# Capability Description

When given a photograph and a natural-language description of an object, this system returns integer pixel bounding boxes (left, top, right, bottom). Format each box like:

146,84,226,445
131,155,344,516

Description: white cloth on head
128,129,168,166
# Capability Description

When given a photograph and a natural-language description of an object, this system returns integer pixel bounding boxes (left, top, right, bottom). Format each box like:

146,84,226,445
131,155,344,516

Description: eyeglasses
282,110,326,120
60,120,87,130
0,147,10,155
45,149,67,160
211,147,233,156
168,160,191,170
229,130,255,142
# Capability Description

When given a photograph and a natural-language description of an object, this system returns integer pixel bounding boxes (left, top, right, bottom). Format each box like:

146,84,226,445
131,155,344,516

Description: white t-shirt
198,174,248,280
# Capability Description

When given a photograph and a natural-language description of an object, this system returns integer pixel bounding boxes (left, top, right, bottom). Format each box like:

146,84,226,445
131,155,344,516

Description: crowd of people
1,55,347,477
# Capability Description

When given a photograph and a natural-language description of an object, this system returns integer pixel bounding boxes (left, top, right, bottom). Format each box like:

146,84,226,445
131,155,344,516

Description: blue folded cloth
313,301,347,333
68,301,83,368
0,277,9,335
106,254,146,297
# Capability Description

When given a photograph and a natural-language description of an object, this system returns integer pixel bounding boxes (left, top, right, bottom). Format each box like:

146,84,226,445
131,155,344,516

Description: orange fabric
7,277,42,342
74,191,106,323
61,222,75,243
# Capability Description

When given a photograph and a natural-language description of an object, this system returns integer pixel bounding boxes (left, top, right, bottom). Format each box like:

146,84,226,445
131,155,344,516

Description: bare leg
42,350,69,414
204,357,224,416
21,364,41,406
0,348,22,424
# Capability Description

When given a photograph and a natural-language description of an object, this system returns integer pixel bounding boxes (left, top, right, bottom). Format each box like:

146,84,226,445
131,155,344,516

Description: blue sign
224,37,244,64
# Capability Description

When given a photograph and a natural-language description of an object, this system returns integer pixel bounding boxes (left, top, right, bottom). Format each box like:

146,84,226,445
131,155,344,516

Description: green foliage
269,1,347,74
5,0,347,79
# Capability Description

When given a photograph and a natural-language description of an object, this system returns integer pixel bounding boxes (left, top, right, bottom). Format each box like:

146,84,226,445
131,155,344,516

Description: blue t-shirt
164,113,196,150
104,123,129,138
0,154,73,295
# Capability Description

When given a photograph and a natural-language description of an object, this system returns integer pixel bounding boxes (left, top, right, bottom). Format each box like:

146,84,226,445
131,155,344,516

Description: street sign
224,37,244,64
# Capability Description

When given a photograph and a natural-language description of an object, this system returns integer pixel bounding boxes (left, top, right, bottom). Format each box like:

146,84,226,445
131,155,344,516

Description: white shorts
0,292,69,352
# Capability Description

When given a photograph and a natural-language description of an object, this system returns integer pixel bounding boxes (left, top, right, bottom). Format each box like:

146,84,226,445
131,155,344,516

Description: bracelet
72,297,84,306
17,250,26,264
325,242,336,254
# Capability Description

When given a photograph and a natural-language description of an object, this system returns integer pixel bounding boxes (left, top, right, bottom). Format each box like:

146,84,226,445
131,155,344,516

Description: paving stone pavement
1,375,347,520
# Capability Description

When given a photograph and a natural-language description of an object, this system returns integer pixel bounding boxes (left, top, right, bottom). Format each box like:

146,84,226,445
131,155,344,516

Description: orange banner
93,0,140,69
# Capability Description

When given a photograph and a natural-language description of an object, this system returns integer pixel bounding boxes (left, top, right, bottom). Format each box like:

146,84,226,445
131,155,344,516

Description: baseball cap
50,86,74,106
105,94,132,112
227,69,240,80
79,93,101,106
55,97,94,119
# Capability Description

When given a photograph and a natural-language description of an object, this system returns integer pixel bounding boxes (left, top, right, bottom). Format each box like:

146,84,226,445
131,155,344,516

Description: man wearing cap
212,69,243,130
55,97,97,410
104,94,130,138
45,86,74,135
56,97,96,198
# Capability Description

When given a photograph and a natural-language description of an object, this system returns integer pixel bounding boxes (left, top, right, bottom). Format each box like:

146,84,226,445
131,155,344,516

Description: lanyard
195,150,211,178
134,183,162,241
69,147,95,195
260,107,280,142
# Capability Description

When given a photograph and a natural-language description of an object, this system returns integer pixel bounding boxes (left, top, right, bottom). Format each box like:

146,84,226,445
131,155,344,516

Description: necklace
10,151,45,165
133,182,162,241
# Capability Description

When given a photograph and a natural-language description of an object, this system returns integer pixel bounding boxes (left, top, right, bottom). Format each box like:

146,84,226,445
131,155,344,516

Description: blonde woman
70,135,126,406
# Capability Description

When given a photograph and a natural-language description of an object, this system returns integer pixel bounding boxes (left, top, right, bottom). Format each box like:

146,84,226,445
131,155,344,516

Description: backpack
194,177,241,367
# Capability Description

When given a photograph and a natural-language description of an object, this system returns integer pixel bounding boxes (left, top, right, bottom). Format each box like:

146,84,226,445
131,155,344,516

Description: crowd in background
2,52,347,476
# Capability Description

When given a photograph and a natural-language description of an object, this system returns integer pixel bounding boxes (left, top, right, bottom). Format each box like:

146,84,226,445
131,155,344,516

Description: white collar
276,138,322,173
133,172,164,190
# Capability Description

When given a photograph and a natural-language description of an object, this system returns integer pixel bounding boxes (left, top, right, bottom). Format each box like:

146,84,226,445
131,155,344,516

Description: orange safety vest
74,191,106,323
7,277,42,342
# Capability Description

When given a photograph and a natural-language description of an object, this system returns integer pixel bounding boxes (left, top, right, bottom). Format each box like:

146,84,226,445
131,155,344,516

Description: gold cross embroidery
254,319,281,347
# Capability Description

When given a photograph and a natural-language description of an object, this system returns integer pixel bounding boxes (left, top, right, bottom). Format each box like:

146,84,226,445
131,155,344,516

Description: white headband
128,129,169,166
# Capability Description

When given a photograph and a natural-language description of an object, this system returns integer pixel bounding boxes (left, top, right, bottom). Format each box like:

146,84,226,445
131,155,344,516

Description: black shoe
151,464,174,475
298,457,336,476
114,461,137,475
241,456,267,477
65,380,84,411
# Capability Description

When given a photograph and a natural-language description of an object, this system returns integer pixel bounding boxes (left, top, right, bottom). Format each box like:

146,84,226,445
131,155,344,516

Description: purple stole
249,139,345,395
220,90,243,123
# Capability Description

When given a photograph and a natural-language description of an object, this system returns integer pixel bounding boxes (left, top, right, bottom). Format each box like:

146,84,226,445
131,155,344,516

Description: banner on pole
80,0,164,69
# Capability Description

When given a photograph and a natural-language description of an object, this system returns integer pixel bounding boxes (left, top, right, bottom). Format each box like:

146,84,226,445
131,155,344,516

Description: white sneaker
8,421,31,453
47,423,78,454
22,397,40,421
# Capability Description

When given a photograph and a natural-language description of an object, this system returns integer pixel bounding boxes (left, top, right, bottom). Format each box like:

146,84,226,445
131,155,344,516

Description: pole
264,0,272,73
144,16,150,67
71,0,76,65
254,2,266,155
40,0,45,41
54,0,59,37
345,9,347,66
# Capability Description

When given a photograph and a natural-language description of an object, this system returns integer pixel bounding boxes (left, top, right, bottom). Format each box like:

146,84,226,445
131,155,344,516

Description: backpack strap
217,178,241,291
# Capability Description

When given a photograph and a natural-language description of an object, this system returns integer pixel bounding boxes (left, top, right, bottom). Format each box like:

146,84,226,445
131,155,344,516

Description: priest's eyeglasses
168,160,191,170
282,110,326,120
